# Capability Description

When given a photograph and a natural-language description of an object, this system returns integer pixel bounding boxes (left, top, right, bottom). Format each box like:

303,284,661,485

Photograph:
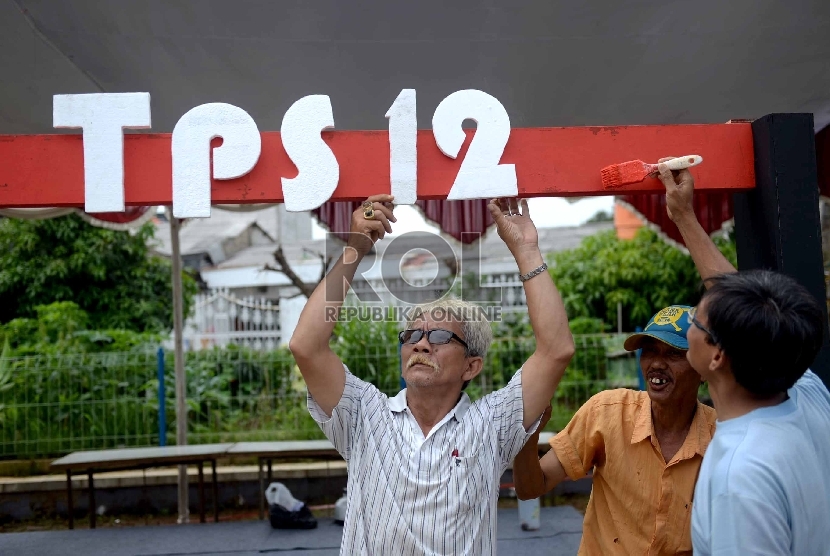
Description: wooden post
733,113,830,386
66,471,74,530
258,458,265,521
198,462,206,524
88,471,96,529
212,459,219,523
168,209,189,523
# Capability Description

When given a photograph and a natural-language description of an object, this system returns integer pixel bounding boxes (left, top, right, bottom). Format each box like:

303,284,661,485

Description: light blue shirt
692,370,830,555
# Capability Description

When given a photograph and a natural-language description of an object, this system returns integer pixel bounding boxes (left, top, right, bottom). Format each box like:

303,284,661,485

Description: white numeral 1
432,90,516,200
385,89,417,205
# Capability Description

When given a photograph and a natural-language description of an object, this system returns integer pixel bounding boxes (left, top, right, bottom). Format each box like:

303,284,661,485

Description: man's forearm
674,213,737,283
513,435,549,500
290,195,393,415
515,248,575,427
290,250,362,355
289,250,365,416
655,163,736,284
519,249,575,370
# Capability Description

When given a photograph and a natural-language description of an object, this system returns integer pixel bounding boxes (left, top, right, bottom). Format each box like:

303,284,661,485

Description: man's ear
710,346,727,374
462,357,484,383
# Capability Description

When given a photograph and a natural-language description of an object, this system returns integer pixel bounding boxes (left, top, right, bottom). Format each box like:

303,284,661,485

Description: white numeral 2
432,90,516,200
385,89,417,205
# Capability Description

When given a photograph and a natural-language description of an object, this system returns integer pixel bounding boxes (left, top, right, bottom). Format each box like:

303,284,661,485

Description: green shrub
331,315,401,395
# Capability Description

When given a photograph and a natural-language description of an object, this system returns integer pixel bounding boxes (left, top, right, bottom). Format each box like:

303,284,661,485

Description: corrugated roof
151,208,277,257
210,220,614,270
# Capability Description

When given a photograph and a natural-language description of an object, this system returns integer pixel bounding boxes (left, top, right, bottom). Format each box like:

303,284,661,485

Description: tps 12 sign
53,89,516,217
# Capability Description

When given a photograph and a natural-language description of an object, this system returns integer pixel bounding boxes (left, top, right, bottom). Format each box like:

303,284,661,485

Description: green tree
586,209,613,223
0,302,160,355
0,214,197,333
550,228,736,330
331,315,402,395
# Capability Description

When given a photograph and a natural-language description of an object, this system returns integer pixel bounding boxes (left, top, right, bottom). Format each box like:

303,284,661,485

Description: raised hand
487,197,539,258
347,194,396,257
656,156,695,223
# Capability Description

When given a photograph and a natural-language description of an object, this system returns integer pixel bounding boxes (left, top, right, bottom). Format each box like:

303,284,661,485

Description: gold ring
362,201,375,220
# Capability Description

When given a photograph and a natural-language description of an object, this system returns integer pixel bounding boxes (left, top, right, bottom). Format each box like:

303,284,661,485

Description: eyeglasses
687,306,719,345
398,328,469,351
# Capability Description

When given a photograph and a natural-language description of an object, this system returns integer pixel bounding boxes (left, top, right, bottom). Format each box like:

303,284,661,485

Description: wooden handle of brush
662,155,703,171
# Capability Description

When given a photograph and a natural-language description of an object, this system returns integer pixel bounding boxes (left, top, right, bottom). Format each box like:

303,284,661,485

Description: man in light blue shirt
690,364,830,555
656,159,830,555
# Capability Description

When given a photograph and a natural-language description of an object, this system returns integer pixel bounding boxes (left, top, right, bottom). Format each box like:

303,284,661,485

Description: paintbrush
600,155,703,189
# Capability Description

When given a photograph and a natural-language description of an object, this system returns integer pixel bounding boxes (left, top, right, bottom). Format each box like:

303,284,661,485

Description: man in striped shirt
289,195,575,555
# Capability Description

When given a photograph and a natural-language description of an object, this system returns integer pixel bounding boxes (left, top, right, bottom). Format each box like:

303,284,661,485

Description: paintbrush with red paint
600,155,703,189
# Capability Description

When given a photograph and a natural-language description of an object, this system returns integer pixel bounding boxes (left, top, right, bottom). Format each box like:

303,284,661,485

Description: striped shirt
308,365,535,555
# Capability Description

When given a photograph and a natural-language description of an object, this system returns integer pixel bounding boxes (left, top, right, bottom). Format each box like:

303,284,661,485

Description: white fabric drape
0,207,155,231
0,208,75,219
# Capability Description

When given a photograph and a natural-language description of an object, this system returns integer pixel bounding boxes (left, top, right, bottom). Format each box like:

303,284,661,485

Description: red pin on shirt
451,448,459,458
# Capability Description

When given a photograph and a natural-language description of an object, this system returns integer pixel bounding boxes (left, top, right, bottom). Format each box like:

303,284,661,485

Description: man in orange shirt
513,307,717,555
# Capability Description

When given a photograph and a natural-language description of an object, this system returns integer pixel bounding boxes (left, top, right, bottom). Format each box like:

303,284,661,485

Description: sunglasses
687,306,719,345
398,328,469,351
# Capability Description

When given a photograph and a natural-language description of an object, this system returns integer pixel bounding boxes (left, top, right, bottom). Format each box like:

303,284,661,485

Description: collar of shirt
388,388,472,448
630,395,714,460
715,394,796,428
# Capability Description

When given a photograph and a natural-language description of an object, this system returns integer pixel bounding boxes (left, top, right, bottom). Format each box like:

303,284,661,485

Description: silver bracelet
519,262,548,282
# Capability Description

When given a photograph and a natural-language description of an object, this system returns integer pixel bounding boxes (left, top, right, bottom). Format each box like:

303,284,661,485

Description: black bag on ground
268,502,318,530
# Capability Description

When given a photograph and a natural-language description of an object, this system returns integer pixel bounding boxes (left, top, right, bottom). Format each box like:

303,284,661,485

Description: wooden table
226,440,340,520
51,444,233,529
225,435,555,520
51,434,555,529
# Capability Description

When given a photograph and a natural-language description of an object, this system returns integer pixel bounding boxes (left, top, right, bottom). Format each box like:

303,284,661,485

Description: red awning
312,199,494,244
618,192,734,247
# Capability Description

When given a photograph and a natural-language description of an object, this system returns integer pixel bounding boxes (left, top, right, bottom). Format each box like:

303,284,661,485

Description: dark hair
702,270,825,398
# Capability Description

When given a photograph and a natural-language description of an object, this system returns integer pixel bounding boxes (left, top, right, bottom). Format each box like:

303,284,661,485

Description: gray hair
406,298,493,358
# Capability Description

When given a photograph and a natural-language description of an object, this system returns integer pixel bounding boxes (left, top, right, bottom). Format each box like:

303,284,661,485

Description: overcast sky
311,196,615,238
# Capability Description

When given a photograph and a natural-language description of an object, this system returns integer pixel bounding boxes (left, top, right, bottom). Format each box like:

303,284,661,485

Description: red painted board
0,123,754,208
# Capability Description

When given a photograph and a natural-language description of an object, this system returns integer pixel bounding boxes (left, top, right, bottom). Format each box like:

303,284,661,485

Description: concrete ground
0,506,583,555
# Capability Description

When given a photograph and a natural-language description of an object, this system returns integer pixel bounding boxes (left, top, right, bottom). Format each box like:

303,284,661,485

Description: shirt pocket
448,453,490,514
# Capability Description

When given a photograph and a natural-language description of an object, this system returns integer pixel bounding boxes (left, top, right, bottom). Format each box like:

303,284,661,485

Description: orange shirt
550,389,716,556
